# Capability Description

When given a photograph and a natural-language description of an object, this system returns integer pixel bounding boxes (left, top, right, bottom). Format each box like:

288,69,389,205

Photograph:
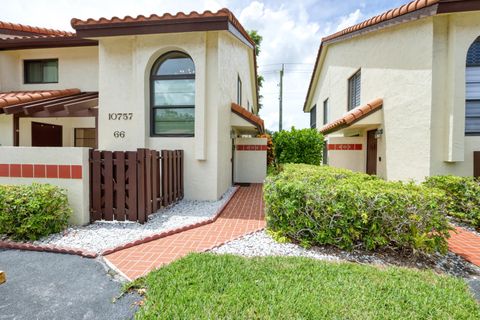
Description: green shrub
424,175,480,230
0,183,71,241
272,127,324,165
264,164,451,254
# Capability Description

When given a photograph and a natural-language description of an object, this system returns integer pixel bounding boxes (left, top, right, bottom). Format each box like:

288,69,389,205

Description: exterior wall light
374,129,383,139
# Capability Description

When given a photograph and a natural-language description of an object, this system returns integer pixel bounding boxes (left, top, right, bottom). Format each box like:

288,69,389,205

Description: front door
31,122,62,147
366,130,377,175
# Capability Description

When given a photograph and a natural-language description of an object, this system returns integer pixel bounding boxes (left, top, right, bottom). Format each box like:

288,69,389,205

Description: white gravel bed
31,187,236,253
211,230,480,278
212,231,341,262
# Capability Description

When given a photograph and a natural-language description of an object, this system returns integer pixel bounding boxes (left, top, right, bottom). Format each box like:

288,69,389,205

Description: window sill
24,82,59,84
150,134,194,138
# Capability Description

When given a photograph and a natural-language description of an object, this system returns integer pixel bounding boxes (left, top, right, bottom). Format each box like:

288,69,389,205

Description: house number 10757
108,113,133,120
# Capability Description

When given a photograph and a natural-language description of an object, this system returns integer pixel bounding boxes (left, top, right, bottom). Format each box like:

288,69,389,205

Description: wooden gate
89,149,184,223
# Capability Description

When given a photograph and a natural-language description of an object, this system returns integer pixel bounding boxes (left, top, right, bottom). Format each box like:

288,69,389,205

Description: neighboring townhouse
0,9,266,224
304,0,480,181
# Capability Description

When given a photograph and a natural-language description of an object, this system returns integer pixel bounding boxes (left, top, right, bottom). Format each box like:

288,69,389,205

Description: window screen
348,70,361,110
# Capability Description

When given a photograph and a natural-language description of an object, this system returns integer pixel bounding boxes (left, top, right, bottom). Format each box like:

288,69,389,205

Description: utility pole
279,63,284,131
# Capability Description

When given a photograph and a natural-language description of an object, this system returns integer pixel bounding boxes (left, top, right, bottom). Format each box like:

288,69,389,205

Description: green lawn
132,253,479,320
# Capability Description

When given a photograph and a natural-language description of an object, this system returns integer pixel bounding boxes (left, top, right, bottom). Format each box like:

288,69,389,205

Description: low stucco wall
0,147,90,225
234,138,267,183
327,137,366,173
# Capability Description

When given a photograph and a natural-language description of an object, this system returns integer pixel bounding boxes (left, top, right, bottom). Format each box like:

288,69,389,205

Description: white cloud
335,9,363,31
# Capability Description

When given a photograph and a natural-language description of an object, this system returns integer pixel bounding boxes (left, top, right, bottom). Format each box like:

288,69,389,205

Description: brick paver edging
0,187,239,259
0,240,98,258
100,186,240,256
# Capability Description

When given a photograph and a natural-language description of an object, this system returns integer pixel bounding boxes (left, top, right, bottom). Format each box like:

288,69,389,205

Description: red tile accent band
236,145,268,151
0,164,82,179
327,144,363,151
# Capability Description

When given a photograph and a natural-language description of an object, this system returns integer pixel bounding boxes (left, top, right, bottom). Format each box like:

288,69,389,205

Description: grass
131,253,480,319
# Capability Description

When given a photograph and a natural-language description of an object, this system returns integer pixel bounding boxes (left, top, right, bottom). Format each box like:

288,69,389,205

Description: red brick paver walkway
105,184,265,280
448,227,480,266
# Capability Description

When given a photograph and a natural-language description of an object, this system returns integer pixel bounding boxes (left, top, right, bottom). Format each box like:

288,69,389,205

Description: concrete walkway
0,249,139,320
448,226,480,266
105,184,266,280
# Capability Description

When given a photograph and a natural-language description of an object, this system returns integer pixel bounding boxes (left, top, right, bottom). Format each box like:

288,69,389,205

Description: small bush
258,133,274,166
424,175,480,230
272,127,324,165
0,183,71,240
264,164,451,254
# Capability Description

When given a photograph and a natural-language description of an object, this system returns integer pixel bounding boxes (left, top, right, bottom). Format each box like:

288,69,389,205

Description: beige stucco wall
234,137,267,183
327,136,366,173
0,147,90,225
310,18,434,181
430,12,480,176
96,30,256,200
0,114,13,146
217,32,257,195
0,46,98,92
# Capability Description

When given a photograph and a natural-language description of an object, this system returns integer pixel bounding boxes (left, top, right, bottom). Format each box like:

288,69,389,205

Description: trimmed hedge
0,183,71,241
264,164,451,254
272,128,324,165
424,175,480,230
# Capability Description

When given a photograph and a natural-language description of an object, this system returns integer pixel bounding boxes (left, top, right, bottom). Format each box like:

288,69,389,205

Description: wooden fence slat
168,151,174,204
126,151,138,221
137,149,146,224
161,150,168,206
91,150,102,221
115,151,126,221
103,151,114,221
177,150,183,199
145,149,153,217
152,151,159,212
173,151,178,201
179,150,184,199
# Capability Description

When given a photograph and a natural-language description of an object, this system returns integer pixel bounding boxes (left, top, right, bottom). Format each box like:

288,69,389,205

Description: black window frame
237,75,242,106
466,37,480,136
150,51,195,138
310,105,317,129
348,69,361,111
24,59,59,84
323,99,329,125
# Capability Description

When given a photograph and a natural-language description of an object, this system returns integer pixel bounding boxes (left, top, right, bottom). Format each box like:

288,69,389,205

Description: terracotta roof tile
322,0,439,42
71,8,255,46
231,103,264,132
0,89,81,109
0,20,74,36
320,98,383,134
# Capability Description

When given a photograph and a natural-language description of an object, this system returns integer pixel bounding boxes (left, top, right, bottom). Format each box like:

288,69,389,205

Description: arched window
151,51,195,136
466,37,480,135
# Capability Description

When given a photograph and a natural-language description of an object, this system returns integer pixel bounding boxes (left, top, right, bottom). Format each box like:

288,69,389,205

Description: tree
248,30,264,111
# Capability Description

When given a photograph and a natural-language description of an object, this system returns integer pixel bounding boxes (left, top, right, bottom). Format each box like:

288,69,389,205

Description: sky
1,0,407,131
